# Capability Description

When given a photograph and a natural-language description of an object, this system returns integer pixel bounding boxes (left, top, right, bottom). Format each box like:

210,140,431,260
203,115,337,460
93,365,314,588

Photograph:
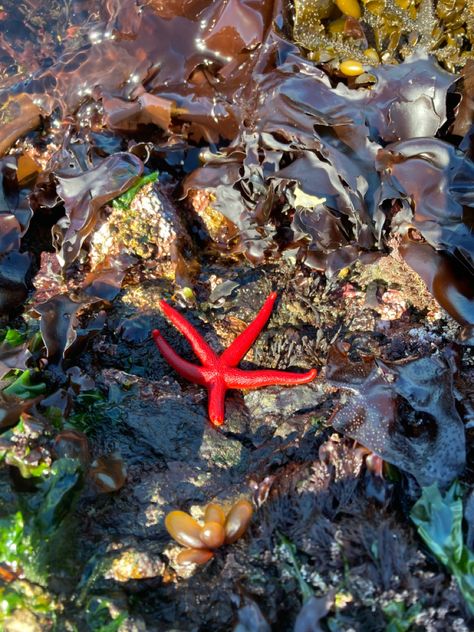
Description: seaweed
293,0,474,71
382,599,422,632
411,482,474,615
3,369,46,399
0,458,83,627
0,0,473,628
111,171,159,212
54,153,143,269
326,342,466,487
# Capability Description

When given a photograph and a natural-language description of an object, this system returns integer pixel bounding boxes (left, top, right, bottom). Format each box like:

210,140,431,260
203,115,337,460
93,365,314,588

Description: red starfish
152,292,317,426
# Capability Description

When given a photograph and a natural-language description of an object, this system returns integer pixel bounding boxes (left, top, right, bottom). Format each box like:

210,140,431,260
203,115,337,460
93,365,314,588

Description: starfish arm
220,291,277,366
152,330,207,385
225,367,317,389
159,300,218,365
207,379,227,427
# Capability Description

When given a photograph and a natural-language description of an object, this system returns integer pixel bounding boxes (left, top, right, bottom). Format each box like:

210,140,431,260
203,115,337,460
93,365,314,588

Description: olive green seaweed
293,0,474,71
382,599,422,631
410,482,474,615
0,458,83,626
3,369,46,399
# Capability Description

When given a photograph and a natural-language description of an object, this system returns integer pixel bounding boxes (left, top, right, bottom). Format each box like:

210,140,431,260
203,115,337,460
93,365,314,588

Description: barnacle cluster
293,0,474,72
165,499,254,565
90,182,165,264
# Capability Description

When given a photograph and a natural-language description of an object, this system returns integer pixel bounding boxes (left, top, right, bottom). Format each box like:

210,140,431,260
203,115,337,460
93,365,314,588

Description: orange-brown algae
204,503,226,525
340,59,365,76
335,0,361,19
165,511,206,549
200,521,226,549
224,499,254,544
53,429,90,466
176,548,214,566
165,499,254,566
89,453,127,492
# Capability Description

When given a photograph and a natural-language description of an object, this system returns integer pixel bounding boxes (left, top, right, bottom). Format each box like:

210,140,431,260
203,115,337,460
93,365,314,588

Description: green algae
0,328,27,347
67,389,110,436
3,370,46,399
112,171,159,212
0,459,83,628
411,482,474,615
277,533,314,603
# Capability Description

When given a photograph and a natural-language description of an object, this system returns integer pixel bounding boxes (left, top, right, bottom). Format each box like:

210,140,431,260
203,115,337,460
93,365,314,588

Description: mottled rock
89,181,191,282
244,382,327,419
106,547,164,582
86,369,248,540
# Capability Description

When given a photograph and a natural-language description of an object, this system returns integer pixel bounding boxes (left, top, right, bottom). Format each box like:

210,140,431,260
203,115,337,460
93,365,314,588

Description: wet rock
98,369,245,467
244,382,327,420
85,369,248,540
